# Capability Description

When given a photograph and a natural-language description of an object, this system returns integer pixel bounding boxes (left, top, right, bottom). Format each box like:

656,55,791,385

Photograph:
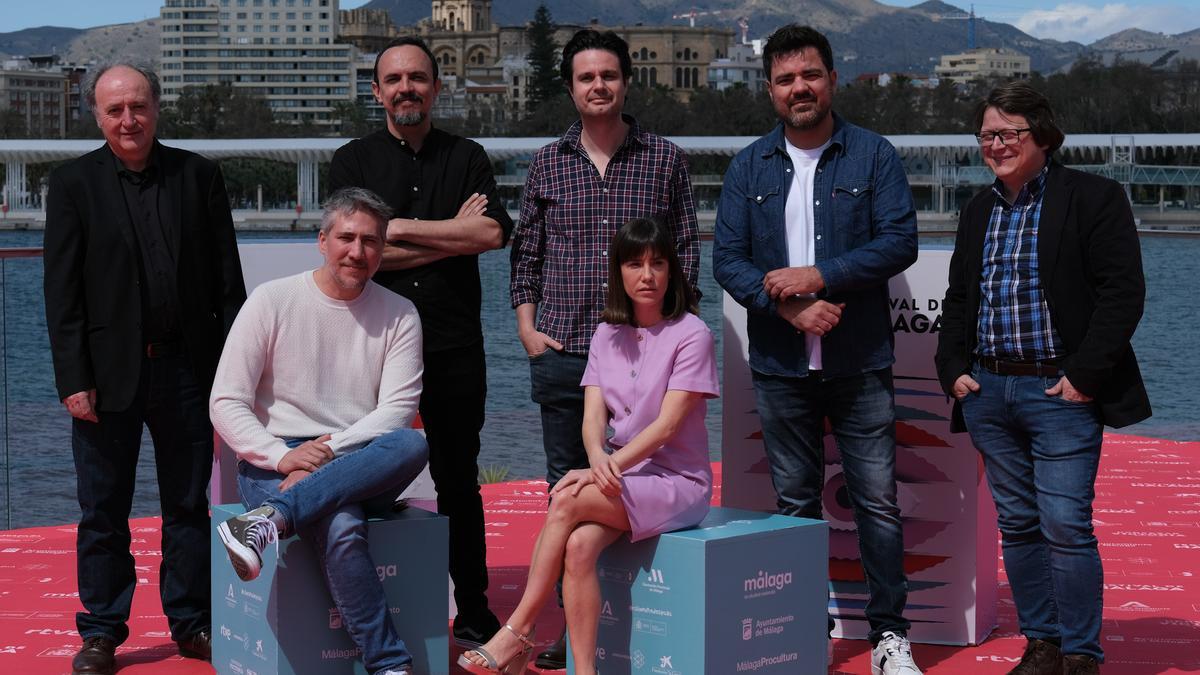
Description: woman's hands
588,451,623,497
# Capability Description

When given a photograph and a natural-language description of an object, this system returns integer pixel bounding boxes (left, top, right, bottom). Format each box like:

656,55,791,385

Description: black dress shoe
71,636,116,675
452,610,501,649
535,625,567,670
177,629,212,661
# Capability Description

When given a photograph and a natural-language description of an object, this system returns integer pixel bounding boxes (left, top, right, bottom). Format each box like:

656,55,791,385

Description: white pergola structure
3,134,1199,212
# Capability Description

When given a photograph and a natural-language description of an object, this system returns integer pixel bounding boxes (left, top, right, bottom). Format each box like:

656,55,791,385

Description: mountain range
1,1,1196,78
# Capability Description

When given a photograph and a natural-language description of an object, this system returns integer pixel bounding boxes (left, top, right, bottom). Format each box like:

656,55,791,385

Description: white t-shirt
783,137,833,371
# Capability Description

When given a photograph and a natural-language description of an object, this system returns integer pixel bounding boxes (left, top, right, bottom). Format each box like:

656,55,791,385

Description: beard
780,96,831,131
391,110,426,127
389,93,427,127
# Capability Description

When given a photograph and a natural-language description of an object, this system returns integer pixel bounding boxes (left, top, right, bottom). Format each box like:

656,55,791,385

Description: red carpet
1,432,1197,673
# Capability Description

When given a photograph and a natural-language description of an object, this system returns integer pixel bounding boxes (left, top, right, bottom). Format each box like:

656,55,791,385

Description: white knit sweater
210,271,423,471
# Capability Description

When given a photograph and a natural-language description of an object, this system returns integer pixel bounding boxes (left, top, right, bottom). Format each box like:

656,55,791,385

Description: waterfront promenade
1,432,1198,674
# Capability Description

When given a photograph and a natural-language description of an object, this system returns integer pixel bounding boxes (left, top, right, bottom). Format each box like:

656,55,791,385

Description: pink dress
581,313,719,541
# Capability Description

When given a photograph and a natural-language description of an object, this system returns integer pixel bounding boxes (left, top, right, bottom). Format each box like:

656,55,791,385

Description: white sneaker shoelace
874,632,922,675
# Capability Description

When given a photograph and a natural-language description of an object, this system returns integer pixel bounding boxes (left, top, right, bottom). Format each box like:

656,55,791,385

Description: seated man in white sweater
210,186,428,675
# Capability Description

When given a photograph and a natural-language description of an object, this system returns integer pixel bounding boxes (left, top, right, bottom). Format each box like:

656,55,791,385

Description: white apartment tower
159,0,353,126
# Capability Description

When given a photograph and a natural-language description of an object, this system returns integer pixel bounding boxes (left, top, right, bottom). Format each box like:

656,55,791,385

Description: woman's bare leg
462,483,629,667
563,522,624,675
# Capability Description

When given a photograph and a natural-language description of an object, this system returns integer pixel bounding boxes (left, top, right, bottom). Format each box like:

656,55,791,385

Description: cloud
1013,3,1192,44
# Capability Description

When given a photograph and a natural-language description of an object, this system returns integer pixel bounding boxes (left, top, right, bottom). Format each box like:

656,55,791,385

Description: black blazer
934,161,1151,431
44,141,247,412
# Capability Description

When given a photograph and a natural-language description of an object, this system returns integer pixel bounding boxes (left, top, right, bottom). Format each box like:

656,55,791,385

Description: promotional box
211,503,449,675
573,506,828,675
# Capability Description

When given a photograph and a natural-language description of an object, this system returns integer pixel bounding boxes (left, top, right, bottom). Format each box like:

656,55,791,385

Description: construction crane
672,8,724,28
929,3,977,50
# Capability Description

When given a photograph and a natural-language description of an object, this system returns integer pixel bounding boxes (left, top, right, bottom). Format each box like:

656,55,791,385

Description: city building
0,58,69,138
706,41,764,92
159,0,354,127
934,47,1030,84
339,0,735,115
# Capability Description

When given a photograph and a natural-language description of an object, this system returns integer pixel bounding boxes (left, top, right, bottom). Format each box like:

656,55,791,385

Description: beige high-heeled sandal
456,624,535,674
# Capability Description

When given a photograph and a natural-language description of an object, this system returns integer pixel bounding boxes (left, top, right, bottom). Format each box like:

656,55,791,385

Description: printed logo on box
642,568,671,594
651,654,680,675
225,584,237,608
633,617,668,636
598,565,635,584
742,618,753,641
632,649,646,669
600,600,619,627
743,570,793,599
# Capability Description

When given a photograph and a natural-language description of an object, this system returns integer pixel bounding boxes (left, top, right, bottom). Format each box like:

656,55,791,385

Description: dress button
630,370,637,378
636,333,643,341
623,406,631,414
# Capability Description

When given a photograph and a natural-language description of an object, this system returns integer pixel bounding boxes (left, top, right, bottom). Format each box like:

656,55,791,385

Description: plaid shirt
976,164,1064,361
510,115,700,354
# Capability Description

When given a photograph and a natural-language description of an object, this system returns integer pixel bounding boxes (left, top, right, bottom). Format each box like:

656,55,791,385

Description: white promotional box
211,503,449,675
571,506,829,674
720,250,998,645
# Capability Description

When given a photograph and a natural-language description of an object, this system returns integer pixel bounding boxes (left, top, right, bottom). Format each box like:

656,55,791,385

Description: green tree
332,100,375,138
526,4,561,108
0,109,27,139
159,83,282,138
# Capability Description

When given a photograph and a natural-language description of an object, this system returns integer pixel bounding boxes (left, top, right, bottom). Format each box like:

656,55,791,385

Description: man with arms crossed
712,24,921,675
212,187,429,675
935,82,1150,675
510,28,700,669
44,61,245,675
329,36,513,647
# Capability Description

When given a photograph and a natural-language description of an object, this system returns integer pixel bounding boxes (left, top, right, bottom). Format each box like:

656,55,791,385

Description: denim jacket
713,114,918,378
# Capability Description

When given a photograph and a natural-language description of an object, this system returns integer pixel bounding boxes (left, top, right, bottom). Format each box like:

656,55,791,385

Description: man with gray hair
44,61,245,674
211,187,430,675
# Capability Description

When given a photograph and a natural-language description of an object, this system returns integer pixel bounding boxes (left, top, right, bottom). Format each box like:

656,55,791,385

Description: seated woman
459,217,719,675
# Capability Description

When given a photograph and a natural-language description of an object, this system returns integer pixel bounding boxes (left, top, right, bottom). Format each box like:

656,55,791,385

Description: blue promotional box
211,503,449,675
573,506,828,674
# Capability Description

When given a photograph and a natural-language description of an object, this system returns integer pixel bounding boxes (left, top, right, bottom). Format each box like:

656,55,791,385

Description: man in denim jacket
713,24,921,675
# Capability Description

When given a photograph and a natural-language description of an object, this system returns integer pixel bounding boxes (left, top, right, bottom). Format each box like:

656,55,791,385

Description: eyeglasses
976,128,1032,146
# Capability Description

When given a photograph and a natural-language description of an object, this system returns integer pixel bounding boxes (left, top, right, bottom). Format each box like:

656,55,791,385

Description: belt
145,341,184,359
977,355,1061,377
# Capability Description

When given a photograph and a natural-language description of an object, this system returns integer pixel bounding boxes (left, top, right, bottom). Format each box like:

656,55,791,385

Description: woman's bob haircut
601,217,697,326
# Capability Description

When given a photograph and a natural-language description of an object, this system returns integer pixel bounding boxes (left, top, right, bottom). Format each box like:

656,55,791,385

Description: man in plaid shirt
508,28,699,669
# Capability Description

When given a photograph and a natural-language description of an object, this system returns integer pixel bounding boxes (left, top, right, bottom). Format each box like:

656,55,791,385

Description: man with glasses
713,24,921,674
936,81,1151,675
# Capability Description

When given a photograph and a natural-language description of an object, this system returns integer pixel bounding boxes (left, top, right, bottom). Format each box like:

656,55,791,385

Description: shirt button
412,186,418,192
785,168,792,173
852,188,858,193
755,195,763,202
603,187,609,193
816,234,822,240
815,200,821,206
602,282,608,288
602,251,607,257
601,219,608,225
413,281,419,287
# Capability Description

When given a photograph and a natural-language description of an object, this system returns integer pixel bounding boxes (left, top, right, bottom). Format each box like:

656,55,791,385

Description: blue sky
3,0,1198,45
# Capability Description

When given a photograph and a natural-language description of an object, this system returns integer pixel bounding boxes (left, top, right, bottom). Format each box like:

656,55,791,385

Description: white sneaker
871,631,922,675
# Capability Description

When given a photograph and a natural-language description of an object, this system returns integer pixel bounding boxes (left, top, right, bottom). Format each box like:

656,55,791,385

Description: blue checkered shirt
976,164,1065,361
510,115,700,355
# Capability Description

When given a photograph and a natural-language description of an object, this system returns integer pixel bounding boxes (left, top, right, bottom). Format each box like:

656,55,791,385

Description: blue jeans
751,367,910,643
961,365,1105,661
73,352,212,644
237,429,429,674
529,348,589,489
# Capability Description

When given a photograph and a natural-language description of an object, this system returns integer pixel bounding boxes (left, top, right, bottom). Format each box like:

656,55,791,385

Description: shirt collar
761,111,845,159
990,160,1050,204
113,142,161,183
557,113,647,155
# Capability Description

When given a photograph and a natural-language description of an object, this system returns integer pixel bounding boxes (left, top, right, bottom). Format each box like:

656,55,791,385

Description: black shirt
115,148,181,344
329,127,514,352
